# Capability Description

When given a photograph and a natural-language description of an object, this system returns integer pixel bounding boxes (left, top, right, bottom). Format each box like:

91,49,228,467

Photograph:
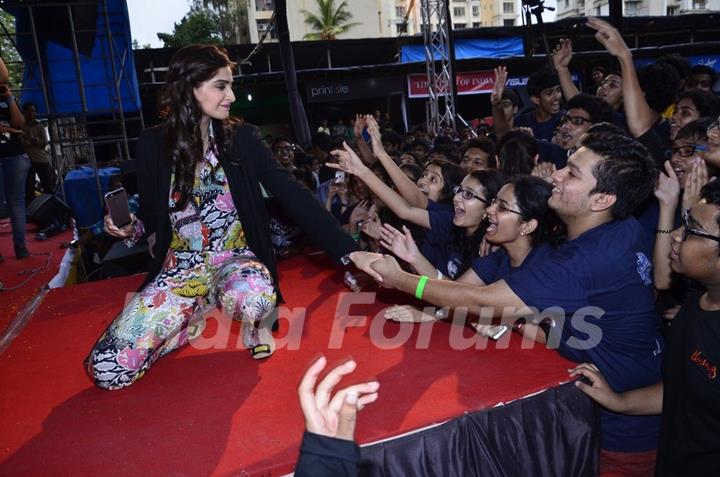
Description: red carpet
0,253,576,476
0,219,72,335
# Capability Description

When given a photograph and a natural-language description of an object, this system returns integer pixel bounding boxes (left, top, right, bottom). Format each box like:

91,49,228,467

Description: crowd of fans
262,17,720,477
3,14,719,475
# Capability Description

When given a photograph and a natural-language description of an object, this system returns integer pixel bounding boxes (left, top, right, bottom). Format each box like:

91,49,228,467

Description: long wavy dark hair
159,44,238,211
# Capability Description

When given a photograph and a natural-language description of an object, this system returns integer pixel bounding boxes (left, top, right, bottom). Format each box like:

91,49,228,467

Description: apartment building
556,0,720,19
246,0,522,43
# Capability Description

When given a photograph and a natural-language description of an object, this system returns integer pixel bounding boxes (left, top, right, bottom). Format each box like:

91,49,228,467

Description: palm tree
300,0,360,41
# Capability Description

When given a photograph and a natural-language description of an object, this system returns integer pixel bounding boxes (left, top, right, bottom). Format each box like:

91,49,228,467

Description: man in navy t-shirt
363,130,663,473
513,70,563,142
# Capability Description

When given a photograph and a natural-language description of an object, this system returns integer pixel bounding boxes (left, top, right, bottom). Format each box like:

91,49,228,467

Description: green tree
131,39,152,50
202,0,250,44
301,0,360,41
0,11,24,90
157,1,222,48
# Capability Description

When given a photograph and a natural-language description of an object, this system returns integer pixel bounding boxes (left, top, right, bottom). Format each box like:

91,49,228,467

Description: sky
126,0,557,49
127,0,190,48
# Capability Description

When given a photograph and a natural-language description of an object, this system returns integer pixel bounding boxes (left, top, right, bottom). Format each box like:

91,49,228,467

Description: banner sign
306,77,403,103
407,71,580,99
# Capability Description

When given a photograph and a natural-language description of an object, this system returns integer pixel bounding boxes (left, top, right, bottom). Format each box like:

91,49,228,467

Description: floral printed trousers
86,250,276,390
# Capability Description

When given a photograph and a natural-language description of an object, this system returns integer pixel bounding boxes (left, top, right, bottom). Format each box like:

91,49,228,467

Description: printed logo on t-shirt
635,252,652,286
690,348,718,380
0,120,11,144
447,259,459,280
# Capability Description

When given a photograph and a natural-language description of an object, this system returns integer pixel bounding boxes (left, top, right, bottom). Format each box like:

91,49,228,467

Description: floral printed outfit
87,145,276,390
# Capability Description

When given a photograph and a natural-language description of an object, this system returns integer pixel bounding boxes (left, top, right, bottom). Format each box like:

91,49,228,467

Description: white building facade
555,0,720,19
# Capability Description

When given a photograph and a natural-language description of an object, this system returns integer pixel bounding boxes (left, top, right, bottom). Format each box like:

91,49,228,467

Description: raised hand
654,161,680,209
365,114,382,145
328,142,371,177
532,161,556,182
552,38,573,69
491,66,508,107
298,356,379,441
682,158,711,211
353,114,366,139
349,199,371,227
586,17,631,60
361,208,383,240
379,223,420,265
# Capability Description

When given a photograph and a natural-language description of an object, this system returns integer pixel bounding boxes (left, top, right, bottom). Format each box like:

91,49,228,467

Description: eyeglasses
559,115,593,127
686,78,712,89
273,146,293,153
453,186,490,205
666,144,709,159
490,198,522,215
682,209,720,243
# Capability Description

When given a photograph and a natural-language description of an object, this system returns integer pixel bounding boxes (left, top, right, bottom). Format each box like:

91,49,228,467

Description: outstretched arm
491,66,512,141
352,114,375,166
552,39,580,101
366,115,428,209
365,254,532,318
587,17,658,137
570,363,663,415
328,143,432,229
378,223,439,277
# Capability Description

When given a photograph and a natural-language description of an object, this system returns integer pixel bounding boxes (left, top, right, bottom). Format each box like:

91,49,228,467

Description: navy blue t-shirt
471,243,552,284
513,110,563,142
504,218,663,452
0,97,25,157
419,199,463,279
537,140,568,170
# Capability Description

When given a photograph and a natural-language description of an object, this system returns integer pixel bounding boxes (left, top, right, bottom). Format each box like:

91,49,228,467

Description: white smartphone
474,323,509,340
334,171,346,184
486,325,509,341
104,187,132,228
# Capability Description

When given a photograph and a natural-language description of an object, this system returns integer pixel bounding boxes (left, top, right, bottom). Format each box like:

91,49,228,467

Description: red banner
407,70,496,98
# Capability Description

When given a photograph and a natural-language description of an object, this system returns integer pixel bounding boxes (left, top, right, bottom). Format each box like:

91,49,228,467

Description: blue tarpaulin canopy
400,37,525,63
4,0,141,116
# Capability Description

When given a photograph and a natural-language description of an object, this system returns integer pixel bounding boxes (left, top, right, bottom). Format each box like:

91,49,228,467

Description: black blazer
135,123,358,299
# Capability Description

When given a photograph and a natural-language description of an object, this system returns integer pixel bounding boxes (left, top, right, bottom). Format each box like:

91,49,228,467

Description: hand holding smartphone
104,187,132,229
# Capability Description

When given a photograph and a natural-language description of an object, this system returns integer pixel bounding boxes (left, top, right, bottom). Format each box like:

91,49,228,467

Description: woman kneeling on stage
87,44,357,390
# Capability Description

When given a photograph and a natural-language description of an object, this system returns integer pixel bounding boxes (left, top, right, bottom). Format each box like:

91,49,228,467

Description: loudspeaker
27,193,71,229
101,241,150,279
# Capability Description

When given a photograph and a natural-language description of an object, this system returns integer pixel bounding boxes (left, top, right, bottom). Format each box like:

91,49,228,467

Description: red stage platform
0,252,595,476
0,219,72,337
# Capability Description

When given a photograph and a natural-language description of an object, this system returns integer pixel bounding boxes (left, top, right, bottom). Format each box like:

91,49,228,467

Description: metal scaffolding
0,0,143,207
419,0,456,135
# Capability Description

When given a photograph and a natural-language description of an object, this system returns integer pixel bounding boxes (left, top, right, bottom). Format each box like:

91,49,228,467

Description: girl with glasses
330,142,501,280
380,175,563,326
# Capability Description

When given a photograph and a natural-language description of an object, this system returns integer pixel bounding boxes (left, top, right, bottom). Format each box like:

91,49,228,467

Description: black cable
0,251,53,292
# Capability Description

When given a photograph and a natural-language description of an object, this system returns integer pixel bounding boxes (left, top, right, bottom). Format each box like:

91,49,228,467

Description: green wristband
415,275,429,300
